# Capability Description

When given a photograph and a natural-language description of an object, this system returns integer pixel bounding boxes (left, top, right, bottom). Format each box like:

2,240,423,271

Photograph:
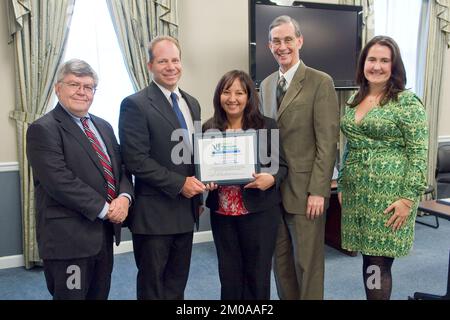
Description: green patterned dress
338,90,428,257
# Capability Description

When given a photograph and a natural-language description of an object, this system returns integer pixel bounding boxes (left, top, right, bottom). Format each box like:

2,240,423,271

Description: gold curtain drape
422,0,450,192
7,0,75,269
436,0,450,46
106,0,179,91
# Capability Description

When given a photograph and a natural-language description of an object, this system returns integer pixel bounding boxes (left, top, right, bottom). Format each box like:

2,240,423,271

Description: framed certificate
193,130,259,185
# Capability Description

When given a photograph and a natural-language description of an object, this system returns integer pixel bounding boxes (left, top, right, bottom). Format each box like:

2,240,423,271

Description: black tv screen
250,1,363,89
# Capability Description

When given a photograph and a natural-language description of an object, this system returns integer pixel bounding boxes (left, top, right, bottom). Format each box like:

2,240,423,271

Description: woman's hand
384,198,413,231
338,192,342,206
244,173,275,191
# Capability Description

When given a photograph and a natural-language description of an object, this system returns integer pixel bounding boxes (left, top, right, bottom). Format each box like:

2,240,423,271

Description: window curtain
419,0,450,192
7,0,75,269
337,0,374,161
106,0,179,92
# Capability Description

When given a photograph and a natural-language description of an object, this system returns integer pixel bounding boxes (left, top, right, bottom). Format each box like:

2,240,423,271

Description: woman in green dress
337,36,428,300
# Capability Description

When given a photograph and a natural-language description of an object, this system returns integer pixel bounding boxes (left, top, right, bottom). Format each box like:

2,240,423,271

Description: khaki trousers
273,208,325,300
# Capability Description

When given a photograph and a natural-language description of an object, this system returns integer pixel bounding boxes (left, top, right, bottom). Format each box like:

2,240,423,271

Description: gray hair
148,36,181,62
56,59,99,87
268,15,302,41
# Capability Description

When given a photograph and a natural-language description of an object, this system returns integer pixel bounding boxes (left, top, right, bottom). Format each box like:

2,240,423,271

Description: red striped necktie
80,117,116,203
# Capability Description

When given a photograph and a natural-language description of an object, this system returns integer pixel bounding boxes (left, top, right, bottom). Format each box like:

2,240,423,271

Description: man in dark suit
119,36,205,300
26,59,133,300
259,16,339,300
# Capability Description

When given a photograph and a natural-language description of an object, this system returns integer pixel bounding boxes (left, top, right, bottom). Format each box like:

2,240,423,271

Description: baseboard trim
0,162,19,172
0,231,213,270
0,255,24,269
113,239,134,255
193,230,214,244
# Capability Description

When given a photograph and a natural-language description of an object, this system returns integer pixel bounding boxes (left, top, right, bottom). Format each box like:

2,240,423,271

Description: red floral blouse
216,185,249,216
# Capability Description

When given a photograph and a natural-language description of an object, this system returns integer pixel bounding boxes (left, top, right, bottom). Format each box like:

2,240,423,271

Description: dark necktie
276,76,287,109
80,117,116,203
170,92,191,147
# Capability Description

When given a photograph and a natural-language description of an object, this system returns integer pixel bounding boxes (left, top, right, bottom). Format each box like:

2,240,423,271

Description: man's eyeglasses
61,82,97,95
270,37,296,48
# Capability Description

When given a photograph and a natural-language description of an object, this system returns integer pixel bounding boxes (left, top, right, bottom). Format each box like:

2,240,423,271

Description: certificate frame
193,130,259,185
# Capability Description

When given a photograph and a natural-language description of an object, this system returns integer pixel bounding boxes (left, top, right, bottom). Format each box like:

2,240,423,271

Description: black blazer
205,117,288,214
119,82,202,235
26,104,134,260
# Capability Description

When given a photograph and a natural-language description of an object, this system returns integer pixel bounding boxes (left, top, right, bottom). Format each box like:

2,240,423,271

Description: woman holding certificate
203,70,288,300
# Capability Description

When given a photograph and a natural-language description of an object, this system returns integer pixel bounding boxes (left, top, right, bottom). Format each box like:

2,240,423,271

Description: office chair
416,142,450,228
436,142,450,198
416,185,439,228
416,142,450,229
411,250,450,300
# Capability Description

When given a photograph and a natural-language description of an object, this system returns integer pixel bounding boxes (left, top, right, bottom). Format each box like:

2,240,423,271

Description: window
374,0,423,93
62,0,135,138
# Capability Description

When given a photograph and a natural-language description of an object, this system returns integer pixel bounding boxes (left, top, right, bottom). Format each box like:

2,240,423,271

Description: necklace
366,92,383,107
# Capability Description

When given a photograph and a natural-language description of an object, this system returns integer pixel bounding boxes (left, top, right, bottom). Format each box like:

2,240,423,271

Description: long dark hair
349,35,406,108
203,70,265,131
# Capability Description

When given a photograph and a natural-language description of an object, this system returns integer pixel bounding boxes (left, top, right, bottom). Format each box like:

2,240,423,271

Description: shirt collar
278,60,300,87
59,103,89,121
153,81,181,101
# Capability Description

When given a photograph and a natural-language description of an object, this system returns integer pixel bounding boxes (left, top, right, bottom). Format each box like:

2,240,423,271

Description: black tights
362,254,395,300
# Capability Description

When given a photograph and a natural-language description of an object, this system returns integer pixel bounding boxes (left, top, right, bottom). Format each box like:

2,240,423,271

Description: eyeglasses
270,37,296,48
61,82,97,95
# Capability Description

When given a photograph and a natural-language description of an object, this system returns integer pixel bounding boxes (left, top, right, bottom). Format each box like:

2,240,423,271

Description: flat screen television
250,0,363,89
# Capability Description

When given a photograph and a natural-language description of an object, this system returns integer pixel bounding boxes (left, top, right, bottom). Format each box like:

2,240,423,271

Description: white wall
0,0,17,163
178,0,250,122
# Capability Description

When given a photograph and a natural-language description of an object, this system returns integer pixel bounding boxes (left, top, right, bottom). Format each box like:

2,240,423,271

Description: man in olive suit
259,15,339,300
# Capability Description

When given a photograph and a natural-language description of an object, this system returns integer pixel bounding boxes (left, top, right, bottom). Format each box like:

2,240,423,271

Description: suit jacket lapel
53,104,105,177
180,90,200,123
278,60,306,118
81,114,122,243
179,90,199,154
262,73,279,120
146,82,181,130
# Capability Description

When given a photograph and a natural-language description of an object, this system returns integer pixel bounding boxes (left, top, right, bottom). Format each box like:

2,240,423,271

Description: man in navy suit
26,59,133,300
119,36,204,300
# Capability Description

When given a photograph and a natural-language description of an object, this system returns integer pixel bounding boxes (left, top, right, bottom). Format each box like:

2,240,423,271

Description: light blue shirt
60,105,131,219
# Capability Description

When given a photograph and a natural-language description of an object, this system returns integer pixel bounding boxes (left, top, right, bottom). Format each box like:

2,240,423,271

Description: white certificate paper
195,132,257,185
